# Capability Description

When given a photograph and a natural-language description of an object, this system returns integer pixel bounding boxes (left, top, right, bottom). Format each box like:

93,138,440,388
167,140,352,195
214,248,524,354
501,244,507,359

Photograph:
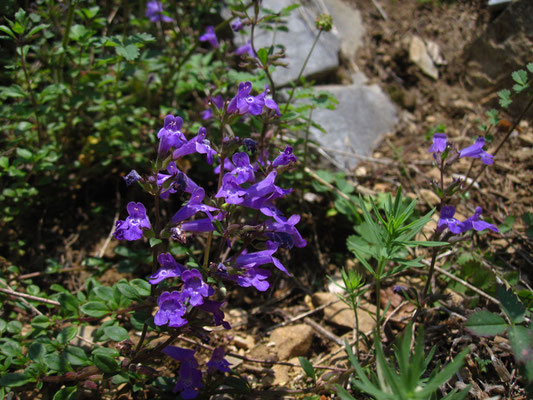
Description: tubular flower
114,202,151,241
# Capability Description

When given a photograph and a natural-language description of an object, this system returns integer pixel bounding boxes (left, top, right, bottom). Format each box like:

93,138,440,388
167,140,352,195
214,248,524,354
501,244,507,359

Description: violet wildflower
154,291,188,327
265,214,307,248
199,26,218,48
207,347,232,373
244,138,257,153
199,300,231,329
163,347,203,399
235,240,289,275
231,18,243,32
124,169,141,186
172,127,217,165
260,85,281,116
272,146,297,167
230,152,255,184
181,269,214,306
429,133,447,154
227,81,265,116
157,115,186,156
462,207,499,233
149,253,186,284
171,187,219,224
235,41,255,58
459,137,494,165
157,162,199,199
201,95,224,120
437,205,463,234
393,285,409,294
234,265,271,291
146,1,173,23
114,202,151,241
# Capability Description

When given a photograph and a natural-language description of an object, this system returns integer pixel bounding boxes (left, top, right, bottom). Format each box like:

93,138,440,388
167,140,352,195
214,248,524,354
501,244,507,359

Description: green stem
58,0,77,82
303,106,313,170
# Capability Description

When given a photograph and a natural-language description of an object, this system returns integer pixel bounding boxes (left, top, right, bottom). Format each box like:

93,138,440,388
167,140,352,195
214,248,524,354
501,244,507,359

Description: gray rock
409,35,439,80
462,0,533,119
309,75,398,169
241,0,341,86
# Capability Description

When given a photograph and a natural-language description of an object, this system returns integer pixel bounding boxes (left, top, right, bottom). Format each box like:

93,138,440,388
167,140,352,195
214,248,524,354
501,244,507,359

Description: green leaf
512,70,528,86
497,285,526,324
58,293,79,314
298,357,316,381
115,44,139,61
335,385,355,400
93,354,119,373
0,84,26,98
26,23,49,38
0,373,30,387
103,326,129,342
28,343,45,361
57,326,78,344
52,386,77,400
93,286,114,302
498,89,512,108
65,346,89,366
116,282,140,300
130,279,151,297
0,25,16,39
257,48,268,65
527,63,533,74
149,238,162,248
44,353,70,372
509,326,533,366
465,310,507,337
80,301,109,317
31,315,50,330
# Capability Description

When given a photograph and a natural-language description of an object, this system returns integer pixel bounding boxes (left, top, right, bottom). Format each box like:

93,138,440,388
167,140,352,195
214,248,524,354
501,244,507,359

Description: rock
419,189,441,207
250,0,341,87
310,78,398,169
233,334,255,350
462,0,533,120
409,35,439,80
311,292,375,332
269,324,314,360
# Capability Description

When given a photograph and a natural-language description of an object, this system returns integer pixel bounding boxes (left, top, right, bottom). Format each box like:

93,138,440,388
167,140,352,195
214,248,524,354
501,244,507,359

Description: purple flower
114,202,151,241
181,269,214,306
157,162,199,200
199,300,231,329
437,206,463,234
272,146,297,167
429,133,447,154
227,81,263,116
146,1,173,23
459,137,494,165
124,169,141,186
231,18,243,32
148,253,186,284
157,115,186,156
154,291,187,327
163,347,202,399
265,214,306,248
199,26,218,48
235,41,255,58
235,240,288,275
171,187,219,224
201,95,224,120
462,207,499,233
172,127,217,165
261,85,281,116
438,205,499,235
230,152,255,184
243,138,257,153
207,347,232,373
393,285,408,294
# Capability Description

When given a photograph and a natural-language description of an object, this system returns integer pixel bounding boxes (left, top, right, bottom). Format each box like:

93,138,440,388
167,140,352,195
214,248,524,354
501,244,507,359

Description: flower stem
19,43,44,145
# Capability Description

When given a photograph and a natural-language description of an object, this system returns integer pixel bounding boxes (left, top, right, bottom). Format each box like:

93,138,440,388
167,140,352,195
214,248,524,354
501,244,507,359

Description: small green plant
336,323,470,400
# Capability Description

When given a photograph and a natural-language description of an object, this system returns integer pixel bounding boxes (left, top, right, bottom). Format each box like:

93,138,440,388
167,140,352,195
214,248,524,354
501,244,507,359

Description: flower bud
315,14,333,32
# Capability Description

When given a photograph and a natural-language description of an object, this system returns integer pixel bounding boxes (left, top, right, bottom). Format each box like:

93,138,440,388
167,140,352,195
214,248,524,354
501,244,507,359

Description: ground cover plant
1,0,532,399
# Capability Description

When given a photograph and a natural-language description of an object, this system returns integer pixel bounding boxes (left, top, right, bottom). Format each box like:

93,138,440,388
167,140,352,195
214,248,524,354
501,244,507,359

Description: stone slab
310,75,398,169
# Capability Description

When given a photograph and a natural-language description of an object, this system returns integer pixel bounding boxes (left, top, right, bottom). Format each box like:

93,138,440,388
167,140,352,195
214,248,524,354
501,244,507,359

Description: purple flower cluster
437,205,498,235
113,202,151,241
429,133,494,165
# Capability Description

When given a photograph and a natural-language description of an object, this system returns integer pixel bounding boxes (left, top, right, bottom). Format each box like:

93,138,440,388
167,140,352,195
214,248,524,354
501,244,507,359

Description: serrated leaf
465,310,507,337
512,70,528,86
116,282,139,300
65,346,89,366
80,301,109,317
298,357,316,381
57,326,78,344
0,373,30,387
115,44,139,61
130,279,151,297
103,326,129,342
257,48,268,65
93,354,119,373
527,63,533,74
497,285,526,324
